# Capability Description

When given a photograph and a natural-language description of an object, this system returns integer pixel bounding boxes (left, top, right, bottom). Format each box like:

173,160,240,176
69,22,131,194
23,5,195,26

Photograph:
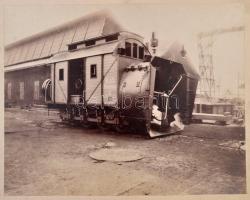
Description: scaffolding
197,26,244,101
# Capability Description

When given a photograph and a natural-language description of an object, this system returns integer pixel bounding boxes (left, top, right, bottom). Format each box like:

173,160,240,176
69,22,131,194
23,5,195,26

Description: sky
3,2,246,98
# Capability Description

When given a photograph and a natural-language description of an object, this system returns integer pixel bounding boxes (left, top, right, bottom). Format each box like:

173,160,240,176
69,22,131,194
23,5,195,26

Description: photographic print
3,0,247,196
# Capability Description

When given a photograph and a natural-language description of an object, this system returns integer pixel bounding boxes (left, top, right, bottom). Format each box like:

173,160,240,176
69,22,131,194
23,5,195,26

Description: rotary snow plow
119,43,199,138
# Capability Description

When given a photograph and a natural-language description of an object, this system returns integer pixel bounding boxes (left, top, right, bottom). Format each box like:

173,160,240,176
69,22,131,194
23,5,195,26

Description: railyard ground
4,107,246,195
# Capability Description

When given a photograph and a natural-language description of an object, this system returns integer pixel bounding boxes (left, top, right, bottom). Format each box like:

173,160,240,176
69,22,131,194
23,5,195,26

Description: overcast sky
4,2,245,98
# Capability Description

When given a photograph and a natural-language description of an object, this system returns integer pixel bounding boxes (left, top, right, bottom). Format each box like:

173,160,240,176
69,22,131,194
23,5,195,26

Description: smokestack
150,32,158,55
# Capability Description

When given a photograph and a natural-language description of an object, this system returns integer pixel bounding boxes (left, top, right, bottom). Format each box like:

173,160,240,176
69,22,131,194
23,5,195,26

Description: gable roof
5,10,125,67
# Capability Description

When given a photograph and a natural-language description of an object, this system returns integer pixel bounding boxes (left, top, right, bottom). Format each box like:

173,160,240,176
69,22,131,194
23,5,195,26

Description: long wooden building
4,10,145,107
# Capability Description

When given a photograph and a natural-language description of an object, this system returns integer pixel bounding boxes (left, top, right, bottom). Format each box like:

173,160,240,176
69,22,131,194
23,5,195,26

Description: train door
68,58,85,103
54,61,68,104
85,56,102,105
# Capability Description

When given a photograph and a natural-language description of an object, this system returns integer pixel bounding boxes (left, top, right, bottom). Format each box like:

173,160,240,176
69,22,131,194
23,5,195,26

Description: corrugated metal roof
5,41,119,72
5,10,124,67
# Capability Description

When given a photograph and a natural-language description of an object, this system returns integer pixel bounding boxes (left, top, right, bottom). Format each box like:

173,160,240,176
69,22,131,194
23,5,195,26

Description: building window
19,82,24,100
125,42,131,57
34,81,40,100
90,64,97,78
59,68,64,81
7,83,12,100
133,43,138,58
139,46,144,59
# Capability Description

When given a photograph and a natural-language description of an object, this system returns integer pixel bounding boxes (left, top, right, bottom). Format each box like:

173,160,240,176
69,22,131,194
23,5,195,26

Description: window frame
34,80,40,100
59,68,64,81
85,40,96,47
125,42,132,57
90,64,97,78
133,43,138,58
68,44,77,51
139,46,144,59
19,82,24,100
7,82,12,100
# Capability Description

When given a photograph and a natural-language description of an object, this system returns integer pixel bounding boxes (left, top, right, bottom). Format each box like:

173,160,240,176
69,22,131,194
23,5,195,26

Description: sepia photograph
2,0,248,197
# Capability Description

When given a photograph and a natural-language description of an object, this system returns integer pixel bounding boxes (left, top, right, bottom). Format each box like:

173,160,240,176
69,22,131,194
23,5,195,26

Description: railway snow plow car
51,39,199,138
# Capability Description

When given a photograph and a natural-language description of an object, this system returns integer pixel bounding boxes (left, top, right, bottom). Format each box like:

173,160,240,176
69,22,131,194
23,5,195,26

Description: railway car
4,11,199,138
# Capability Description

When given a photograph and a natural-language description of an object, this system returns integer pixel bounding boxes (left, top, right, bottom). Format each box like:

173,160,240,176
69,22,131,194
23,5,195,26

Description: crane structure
197,26,245,101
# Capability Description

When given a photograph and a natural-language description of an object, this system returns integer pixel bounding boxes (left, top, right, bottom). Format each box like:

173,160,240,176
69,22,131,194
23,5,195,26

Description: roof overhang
5,41,119,72
48,41,118,63
4,58,50,72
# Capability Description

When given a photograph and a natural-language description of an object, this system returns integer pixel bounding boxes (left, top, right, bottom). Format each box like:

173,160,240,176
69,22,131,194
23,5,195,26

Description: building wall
5,65,51,106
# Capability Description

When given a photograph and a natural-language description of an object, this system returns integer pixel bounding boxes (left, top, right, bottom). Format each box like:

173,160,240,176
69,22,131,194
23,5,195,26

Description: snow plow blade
148,127,182,138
